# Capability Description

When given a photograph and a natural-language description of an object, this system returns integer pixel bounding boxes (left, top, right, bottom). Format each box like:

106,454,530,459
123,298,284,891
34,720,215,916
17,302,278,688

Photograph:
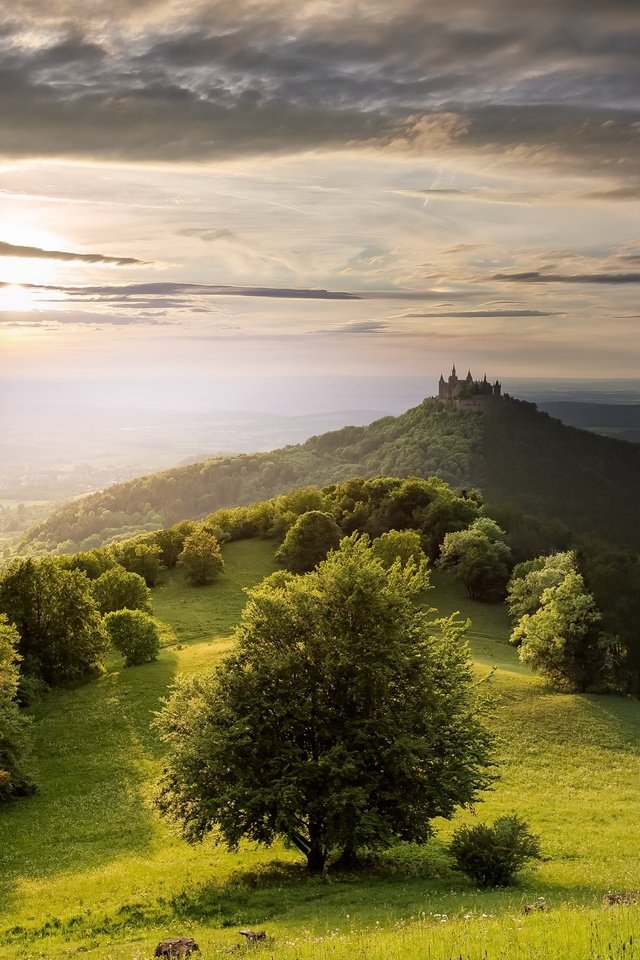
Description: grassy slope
1,541,640,959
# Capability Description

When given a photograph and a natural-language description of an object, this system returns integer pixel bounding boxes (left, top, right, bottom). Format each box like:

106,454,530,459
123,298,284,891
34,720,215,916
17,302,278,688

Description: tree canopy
510,563,611,692
275,510,342,573
178,529,225,586
156,536,493,872
0,558,107,686
0,615,34,802
91,566,152,615
438,518,512,601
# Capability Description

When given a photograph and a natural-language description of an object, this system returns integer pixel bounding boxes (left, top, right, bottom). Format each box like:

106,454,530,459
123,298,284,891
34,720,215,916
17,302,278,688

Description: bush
449,815,541,887
104,610,161,667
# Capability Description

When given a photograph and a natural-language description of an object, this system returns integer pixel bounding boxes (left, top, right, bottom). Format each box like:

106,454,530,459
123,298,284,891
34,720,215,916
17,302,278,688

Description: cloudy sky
1,0,639,385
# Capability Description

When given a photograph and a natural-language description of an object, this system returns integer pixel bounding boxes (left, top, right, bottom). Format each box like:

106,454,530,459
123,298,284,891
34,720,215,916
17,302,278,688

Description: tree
0,615,34,802
581,548,640,697
511,571,611,692
371,529,428,570
437,518,512,601
275,510,342,573
65,548,116,580
143,522,197,569
91,566,152,615
110,539,163,587
507,551,576,622
156,536,493,872
0,558,107,685
104,609,161,667
178,529,225,586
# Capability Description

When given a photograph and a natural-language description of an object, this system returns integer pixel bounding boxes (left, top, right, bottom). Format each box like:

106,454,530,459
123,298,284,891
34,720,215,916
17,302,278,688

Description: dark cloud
25,281,361,302
0,241,146,265
493,271,640,283
0,0,638,174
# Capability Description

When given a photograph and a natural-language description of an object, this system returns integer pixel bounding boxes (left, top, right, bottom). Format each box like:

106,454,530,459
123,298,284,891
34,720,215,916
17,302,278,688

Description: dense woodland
17,398,640,557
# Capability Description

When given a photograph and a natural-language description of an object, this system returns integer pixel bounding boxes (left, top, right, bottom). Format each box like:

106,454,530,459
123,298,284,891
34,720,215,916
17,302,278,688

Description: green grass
1,539,640,959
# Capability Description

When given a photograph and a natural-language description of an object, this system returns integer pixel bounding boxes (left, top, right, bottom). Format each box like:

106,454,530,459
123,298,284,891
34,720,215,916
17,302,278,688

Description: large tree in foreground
156,536,493,872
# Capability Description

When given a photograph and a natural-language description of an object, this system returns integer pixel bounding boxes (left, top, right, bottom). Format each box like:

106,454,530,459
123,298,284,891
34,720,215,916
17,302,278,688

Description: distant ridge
18,396,640,555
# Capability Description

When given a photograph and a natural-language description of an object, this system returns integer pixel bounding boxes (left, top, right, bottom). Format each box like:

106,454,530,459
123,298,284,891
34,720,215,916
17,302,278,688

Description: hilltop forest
18,397,640,556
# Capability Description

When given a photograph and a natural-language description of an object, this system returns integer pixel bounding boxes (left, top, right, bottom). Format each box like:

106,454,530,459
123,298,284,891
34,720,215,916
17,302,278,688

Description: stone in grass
238,930,267,943
522,897,549,914
154,936,200,957
603,891,640,907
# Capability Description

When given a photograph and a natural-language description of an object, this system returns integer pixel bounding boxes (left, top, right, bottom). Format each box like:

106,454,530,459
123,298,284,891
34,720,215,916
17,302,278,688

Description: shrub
449,814,541,887
104,610,161,667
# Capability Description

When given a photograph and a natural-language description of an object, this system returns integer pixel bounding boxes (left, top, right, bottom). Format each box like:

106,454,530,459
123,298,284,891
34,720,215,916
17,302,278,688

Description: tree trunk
306,841,327,873
335,842,358,870
305,819,327,873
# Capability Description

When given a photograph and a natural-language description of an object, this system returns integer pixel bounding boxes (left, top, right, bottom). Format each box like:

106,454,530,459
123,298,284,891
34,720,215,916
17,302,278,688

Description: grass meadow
1,539,639,959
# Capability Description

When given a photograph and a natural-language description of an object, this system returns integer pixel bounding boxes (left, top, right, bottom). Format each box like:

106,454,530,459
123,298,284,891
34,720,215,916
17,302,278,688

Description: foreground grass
1,539,639,959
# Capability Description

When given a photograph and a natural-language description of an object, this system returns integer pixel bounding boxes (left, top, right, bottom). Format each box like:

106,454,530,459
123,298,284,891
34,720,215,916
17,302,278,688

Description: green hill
18,397,640,554
2,538,640,959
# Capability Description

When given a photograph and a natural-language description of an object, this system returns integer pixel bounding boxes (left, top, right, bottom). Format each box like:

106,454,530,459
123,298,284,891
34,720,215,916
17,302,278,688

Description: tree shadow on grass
0,648,178,902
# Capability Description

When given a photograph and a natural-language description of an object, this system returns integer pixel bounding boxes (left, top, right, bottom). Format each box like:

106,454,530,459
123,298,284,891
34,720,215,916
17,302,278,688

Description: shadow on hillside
580,693,640,745
0,649,178,902
165,847,612,933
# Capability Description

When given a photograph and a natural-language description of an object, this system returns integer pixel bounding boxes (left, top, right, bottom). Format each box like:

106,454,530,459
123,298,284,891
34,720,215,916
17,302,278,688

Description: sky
1,0,640,386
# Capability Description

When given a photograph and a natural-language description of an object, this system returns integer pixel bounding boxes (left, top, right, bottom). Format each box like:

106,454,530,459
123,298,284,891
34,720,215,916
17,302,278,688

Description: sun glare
0,284,40,312
0,210,70,286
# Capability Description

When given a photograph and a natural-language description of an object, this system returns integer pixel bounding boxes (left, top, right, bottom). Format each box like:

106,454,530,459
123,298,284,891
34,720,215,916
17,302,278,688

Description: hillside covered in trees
18,397,640,555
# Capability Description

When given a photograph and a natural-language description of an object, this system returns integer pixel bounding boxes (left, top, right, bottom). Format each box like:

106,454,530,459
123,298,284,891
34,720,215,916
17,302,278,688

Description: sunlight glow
0,284,41,312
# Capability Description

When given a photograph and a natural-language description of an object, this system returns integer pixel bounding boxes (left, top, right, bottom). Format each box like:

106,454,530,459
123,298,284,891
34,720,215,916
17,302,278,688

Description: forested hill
18,397,640,554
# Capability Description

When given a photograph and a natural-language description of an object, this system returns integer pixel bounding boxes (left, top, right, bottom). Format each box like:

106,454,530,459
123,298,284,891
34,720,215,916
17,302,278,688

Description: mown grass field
1,539,639,959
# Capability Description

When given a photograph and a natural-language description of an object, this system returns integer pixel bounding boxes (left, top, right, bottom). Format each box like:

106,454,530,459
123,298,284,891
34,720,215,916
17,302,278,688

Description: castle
438,365,502,402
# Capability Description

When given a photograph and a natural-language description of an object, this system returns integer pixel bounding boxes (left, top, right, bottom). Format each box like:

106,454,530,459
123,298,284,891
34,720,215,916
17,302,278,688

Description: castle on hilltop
438,365,502,403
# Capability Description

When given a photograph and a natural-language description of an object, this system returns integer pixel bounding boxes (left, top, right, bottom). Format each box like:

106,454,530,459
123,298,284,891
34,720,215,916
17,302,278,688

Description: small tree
156,536,493,872
511,571,610,692
104,609,161,667
450,815,541,887
178,529,225,586
92,566,151,615
0,616,34,801
275,510,342,573
438,518,512,601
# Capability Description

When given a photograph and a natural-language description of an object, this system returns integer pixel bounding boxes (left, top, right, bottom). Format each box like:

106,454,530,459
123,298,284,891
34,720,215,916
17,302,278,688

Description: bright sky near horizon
1,0,639,383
